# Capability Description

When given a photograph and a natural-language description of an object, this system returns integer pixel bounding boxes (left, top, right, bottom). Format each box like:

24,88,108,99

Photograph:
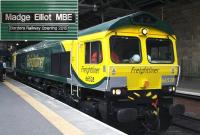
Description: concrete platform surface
0,78,126,135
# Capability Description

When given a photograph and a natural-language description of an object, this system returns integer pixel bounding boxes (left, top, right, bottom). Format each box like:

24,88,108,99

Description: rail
173,115,200,133
175,89,200,100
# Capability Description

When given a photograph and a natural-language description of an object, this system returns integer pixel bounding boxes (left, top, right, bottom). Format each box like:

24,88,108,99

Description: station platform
0,78,126,135
177,78,200,97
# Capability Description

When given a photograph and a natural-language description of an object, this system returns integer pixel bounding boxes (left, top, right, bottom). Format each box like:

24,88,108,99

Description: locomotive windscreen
110,36,141,64
146,38,174,64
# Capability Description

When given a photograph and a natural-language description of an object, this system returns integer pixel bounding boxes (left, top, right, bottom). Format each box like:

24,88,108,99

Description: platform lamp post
25,40,28,48
16,43,19,48
15,43,19,51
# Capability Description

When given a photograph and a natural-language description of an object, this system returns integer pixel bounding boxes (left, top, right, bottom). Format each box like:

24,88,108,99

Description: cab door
78,41,104,87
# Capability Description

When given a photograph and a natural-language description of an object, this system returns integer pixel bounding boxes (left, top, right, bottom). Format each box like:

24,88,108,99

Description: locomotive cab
106,26,179,93
103,27,184,130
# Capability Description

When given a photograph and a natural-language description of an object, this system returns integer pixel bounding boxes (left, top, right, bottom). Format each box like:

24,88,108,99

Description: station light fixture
93,4,97,12
25,40,28,42
16,43,19,46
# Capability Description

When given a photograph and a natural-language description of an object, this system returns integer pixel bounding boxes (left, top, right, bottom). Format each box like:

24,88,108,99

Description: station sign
0,0,78,41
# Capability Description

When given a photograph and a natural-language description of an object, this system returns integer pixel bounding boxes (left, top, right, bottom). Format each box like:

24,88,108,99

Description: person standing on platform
3,60,6,80
0,59,3,82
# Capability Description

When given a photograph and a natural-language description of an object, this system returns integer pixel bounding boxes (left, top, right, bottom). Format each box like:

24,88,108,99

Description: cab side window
85,41,102,64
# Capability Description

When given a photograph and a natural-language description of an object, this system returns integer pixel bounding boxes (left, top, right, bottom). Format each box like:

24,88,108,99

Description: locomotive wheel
142,111,160,135
49,88,59,99
98,101,109,122
80,101,99,118
65,95,78,108
159,106,172,132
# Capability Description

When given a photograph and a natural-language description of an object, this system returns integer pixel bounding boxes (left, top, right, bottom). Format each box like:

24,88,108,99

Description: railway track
173,115,200,134
173,90,200,134
175,89,200,100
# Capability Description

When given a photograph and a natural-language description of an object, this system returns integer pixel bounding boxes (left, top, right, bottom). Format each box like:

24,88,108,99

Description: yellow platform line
4,81,85,135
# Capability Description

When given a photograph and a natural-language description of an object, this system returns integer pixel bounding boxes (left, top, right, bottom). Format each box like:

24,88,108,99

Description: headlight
112,88,124,96
141,28,148,35
168,86,173,92
168,86,176,92
115,89,121,95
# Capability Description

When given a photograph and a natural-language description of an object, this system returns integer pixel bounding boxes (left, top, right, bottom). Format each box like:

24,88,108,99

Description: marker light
112,89,116,95
141,28,148,35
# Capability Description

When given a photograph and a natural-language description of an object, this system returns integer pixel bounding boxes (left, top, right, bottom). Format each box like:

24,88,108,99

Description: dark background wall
147,0,200,79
